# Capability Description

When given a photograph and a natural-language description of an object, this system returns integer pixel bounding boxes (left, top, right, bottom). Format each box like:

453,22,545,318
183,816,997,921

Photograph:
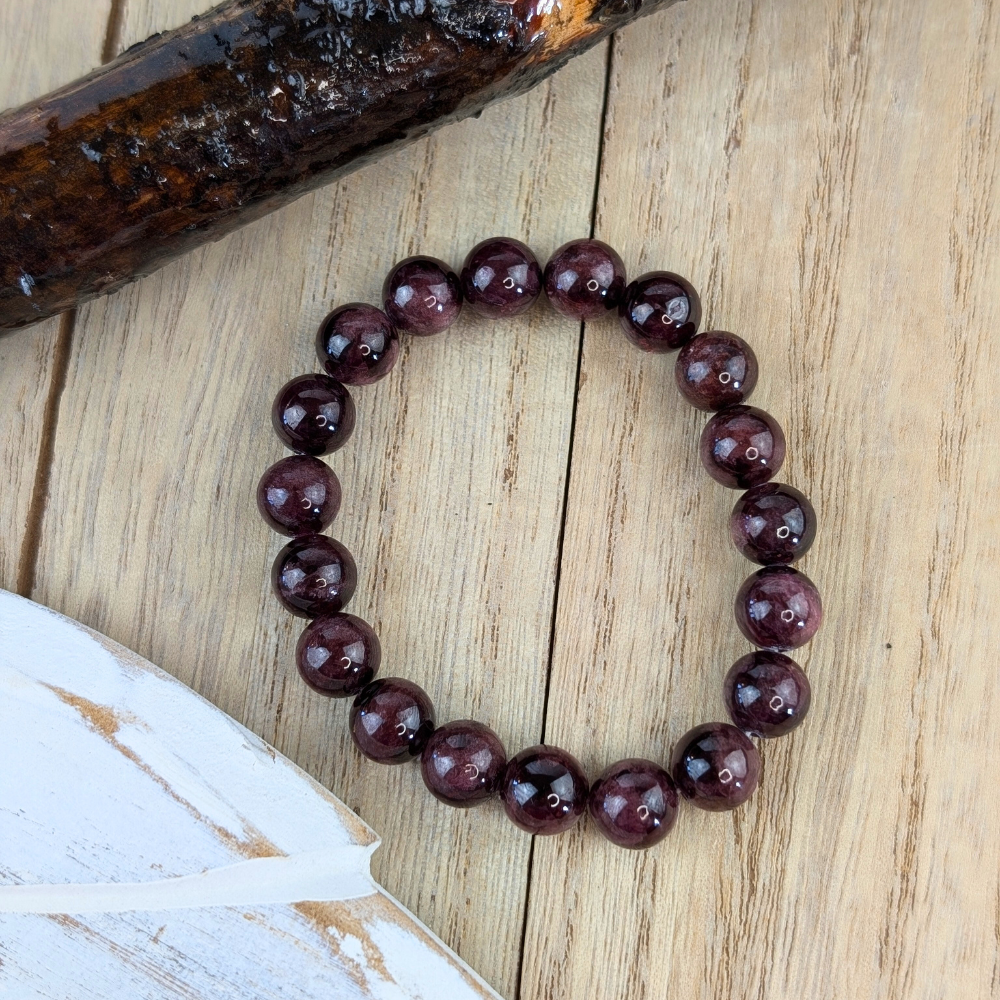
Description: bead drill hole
547,793,561,808
780,609,796,622
315,415,328,427
718,371,732,384
503,276,516,289
464,764,480,778
745,446,760,461
718,768,733,784
300,498,312,508
586,279,600,292
637,805,650,821
395,723,408,736
769,695,785,711
776,525,791,539
359,344,372,356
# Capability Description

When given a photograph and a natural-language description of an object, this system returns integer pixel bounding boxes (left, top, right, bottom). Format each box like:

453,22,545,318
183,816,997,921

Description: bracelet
256,237,821,850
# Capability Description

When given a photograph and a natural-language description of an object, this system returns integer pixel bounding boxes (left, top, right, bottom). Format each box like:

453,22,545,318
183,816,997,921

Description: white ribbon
0,845,378,914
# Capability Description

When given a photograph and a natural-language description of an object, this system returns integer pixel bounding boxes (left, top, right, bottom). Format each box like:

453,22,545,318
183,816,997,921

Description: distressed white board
0,589,502,1000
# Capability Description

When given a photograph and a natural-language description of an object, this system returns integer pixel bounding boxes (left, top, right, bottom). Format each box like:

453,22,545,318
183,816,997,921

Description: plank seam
15,310,75,598
16,0,126,598
101,0,127,64
512,32,617,1000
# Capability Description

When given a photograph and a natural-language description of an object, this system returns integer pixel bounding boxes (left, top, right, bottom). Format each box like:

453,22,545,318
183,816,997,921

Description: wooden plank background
2,0,998,997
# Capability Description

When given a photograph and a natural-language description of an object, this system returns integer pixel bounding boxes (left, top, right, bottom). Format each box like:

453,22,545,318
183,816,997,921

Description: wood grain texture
1,0,998,997
0,0,112,589
522,1,1000,998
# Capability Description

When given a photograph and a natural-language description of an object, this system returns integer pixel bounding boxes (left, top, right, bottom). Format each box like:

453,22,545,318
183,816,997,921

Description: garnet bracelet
256,237,820,850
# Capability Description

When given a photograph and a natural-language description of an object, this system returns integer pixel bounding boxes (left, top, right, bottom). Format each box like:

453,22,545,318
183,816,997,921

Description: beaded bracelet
256,237,821,850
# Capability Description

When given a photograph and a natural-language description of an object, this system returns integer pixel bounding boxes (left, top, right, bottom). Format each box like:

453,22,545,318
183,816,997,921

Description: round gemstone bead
619,271,701,351
272,374,356,456
675,331,758,409
502,745,589,835
296,613,380,697
460,237,542,318
670,722,760,811
543,239,626,319
350,678,435,764
588,758,679,850
316,303,399,386
724,651,811,738
734,565,822,650
382,256,462,336
271,534,357,618
420,720,507,807
730,482,817,565
256,455,341,537
699,405,785,488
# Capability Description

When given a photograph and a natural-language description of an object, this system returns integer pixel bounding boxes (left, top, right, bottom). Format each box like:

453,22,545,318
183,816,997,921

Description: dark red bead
296,613,380,697
735,565,822,650
420,720,507,807
588,758,679,850
350,678,435,764
256,455,341,537
382,256,462,336
670,722,760,811
460,237,542,318
272,374,356,456
543,239,626,319
724,651,811,738
271,534,357,619
619,271,701,351
699,405,785,488
730,482,817,565
675,331,758,409
502,745,589,835
316,303,399,385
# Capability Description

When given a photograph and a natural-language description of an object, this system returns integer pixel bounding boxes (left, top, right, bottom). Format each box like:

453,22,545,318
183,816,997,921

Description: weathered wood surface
0,589,501,999
2,0,999,998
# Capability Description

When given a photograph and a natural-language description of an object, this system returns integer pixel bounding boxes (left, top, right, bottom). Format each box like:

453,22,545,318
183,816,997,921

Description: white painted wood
0,589,503,1000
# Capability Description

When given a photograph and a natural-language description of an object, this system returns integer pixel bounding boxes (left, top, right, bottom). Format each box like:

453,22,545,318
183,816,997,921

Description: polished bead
460,237,542,318
543,239,626,319
724,651,811,738
589,758,679,849
316,303,399,385
670,722,760,811
502,745,589,835
420,720,507,807
382,256,462,336
699,405,785,488
350,678,435,764
675,331,758,409
735,565,822,650
256,455,341,537
271,534,357,618
272,374,356,456
296,613,380,697
619,271,701,351
730,482,817,565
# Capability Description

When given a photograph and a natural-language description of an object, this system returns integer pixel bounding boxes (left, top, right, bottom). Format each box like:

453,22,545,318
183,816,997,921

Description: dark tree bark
0,0,681,330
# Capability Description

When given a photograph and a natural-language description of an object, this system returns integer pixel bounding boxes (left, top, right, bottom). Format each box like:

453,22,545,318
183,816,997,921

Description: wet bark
0,0,681,329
